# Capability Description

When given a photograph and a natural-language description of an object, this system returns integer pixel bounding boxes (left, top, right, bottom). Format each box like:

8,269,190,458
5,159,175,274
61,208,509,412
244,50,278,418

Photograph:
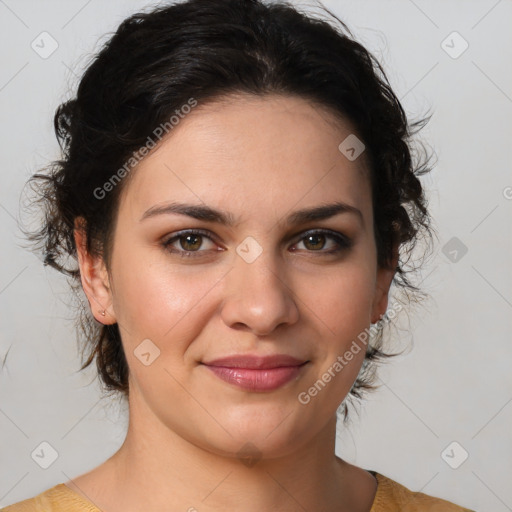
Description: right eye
162,229,222,257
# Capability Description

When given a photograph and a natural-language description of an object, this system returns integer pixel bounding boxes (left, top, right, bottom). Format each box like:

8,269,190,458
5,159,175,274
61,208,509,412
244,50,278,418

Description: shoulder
371,472,476,512
1,484,100,512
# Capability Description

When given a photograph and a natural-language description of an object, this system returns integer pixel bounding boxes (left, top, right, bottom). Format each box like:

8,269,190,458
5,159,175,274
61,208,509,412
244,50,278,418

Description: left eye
292,230,350,253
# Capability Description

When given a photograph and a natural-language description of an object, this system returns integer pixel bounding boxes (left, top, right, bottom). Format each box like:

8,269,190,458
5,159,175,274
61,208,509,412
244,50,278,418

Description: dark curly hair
22,0,435,422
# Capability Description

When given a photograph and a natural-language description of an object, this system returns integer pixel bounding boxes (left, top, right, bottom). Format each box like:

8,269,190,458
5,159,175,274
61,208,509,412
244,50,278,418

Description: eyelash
162,228,352,258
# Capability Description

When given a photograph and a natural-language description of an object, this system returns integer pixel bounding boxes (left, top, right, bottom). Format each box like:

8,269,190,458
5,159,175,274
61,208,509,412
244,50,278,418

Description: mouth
201,354,310,392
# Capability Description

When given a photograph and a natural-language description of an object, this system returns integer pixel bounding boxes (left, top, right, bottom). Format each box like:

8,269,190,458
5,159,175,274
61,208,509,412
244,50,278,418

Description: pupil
182,235,201,250
306,234,324,250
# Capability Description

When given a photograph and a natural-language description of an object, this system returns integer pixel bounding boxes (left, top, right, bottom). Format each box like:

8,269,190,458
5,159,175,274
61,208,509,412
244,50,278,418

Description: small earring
100,309,106,316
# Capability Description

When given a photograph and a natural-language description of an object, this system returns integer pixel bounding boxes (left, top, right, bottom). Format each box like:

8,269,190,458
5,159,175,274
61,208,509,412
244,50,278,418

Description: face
79,94,395,460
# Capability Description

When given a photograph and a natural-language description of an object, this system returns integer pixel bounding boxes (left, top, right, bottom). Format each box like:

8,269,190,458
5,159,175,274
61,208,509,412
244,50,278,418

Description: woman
2,0,475,510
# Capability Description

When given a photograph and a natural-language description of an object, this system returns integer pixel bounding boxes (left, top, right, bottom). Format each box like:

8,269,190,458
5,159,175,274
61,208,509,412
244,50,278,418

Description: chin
189,402,323,462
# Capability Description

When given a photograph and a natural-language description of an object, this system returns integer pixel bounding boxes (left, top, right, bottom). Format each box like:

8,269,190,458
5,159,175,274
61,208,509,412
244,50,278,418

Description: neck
73,390,374,512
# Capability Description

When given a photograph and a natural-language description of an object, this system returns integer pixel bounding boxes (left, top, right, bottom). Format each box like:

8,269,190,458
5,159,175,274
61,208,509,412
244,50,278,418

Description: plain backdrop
1,1,511,511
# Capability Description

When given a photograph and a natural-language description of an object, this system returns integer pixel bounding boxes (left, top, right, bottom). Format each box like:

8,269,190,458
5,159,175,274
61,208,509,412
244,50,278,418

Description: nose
220,249,300,336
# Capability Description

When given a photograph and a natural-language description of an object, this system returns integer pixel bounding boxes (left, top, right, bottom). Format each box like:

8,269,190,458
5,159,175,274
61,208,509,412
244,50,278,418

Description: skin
71,93,398,512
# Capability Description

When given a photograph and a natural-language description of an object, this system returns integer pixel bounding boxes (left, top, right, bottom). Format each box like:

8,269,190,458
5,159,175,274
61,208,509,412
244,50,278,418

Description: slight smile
201,355,310,392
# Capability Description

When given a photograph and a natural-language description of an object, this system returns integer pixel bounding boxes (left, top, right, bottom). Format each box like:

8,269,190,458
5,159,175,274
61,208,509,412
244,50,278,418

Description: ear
74,217,116,325
370,242,399,324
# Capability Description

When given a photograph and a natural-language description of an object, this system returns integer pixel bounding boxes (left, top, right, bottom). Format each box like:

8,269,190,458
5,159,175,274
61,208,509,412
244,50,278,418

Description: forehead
118,94,372,228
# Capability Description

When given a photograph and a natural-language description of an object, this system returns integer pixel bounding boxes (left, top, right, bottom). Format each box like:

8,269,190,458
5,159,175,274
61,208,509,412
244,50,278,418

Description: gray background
1,1,511,511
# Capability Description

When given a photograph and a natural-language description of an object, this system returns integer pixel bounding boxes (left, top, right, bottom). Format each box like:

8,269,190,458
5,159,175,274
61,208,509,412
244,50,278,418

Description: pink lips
202,355,308,392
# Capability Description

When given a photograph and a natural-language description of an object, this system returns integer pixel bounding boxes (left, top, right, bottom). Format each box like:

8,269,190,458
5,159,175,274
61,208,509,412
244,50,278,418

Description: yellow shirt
1,472,475,511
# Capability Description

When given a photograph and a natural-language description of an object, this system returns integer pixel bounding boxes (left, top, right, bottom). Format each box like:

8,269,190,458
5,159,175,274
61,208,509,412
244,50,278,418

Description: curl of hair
22,0,436,421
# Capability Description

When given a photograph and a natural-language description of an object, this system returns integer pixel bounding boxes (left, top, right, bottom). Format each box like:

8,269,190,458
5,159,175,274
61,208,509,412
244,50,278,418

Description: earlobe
371,268,393,324
371,244,399,324
74,217,116,324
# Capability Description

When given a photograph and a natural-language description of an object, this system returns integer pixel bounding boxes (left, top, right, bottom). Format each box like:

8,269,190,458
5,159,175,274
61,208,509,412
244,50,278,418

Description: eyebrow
140,200,363,227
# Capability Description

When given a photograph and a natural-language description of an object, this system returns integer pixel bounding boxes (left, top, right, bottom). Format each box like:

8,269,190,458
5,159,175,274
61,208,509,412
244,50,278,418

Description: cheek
302,263,375,339
300,263,375,388
110,248,229,353
110,227,376,377
111,243,376,342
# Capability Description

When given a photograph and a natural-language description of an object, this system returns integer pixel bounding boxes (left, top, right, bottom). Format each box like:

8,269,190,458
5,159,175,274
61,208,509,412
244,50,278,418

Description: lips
202,354,309,392
203,354,307,369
